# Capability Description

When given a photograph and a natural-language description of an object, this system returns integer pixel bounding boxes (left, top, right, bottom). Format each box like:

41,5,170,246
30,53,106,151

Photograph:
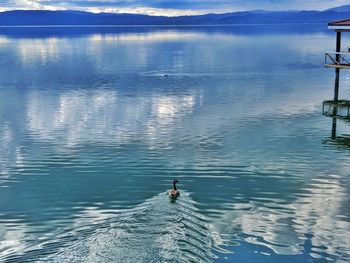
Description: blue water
0,25,350,262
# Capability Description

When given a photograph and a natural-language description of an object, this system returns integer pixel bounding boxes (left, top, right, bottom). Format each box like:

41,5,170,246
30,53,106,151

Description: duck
169,179,180,199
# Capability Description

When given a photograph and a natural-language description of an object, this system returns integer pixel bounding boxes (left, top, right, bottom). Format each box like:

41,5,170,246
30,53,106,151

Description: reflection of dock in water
324,115,350,149
323,116,350,149
323,18,350,144
322,100,350,118
323,19,350,119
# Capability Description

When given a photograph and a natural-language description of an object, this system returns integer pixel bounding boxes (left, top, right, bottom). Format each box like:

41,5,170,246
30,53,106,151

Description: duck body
169,189,180,199
169,179,180,199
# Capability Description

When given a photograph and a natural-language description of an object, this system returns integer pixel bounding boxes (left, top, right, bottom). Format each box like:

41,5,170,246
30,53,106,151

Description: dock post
332,116,337,140
334,31,341,102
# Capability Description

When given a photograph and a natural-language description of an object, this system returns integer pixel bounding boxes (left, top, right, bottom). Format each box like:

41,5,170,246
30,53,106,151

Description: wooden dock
324,52,350,69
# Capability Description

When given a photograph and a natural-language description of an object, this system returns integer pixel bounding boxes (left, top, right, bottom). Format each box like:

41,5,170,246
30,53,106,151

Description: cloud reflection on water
17,85,350,261
208,172,350,259
26,89,197,148
1,27,350,262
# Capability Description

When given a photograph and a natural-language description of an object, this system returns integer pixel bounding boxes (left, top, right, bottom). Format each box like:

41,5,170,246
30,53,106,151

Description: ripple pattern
1,26,350,263
1,193,215,263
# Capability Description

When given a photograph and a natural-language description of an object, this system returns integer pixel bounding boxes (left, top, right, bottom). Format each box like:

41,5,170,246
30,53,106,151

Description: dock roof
328,19,350,31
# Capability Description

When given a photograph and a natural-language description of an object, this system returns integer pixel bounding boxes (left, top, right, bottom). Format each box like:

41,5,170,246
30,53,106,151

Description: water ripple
1,192,215,263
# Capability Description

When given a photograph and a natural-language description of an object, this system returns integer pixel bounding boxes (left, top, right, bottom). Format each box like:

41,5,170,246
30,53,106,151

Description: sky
0,0,349,16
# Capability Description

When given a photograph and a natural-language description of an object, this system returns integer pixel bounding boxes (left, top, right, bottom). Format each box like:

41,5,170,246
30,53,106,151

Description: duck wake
3,193,215,262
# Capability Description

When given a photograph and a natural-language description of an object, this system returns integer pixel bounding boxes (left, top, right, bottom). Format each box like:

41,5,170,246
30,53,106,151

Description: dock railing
325,52,350,68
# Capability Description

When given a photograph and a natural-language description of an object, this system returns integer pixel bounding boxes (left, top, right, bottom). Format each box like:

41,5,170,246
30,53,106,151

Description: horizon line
0,7,343,18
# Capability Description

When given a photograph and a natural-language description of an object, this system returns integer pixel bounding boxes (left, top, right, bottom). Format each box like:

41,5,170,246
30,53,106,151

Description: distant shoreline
0,9,349,26
0,23,326,28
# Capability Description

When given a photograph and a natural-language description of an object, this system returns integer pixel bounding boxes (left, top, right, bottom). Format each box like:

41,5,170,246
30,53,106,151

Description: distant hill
325,5,350,13
0,10,166,26
1,7,350,26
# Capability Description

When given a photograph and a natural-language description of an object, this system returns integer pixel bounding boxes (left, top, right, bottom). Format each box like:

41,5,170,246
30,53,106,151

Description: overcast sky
0,0,349,16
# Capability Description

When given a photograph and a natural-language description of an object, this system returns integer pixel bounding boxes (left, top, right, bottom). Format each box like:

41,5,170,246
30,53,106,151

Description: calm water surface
0,25,350,262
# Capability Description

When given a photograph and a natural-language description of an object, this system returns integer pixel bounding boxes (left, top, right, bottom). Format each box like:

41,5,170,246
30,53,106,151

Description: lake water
0,25,350,262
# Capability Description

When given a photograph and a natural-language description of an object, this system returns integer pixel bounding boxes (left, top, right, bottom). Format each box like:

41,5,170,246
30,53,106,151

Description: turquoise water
0,25,350,262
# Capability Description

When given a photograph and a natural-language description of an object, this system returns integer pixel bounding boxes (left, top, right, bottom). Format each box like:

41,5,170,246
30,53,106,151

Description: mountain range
1,5,350,26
